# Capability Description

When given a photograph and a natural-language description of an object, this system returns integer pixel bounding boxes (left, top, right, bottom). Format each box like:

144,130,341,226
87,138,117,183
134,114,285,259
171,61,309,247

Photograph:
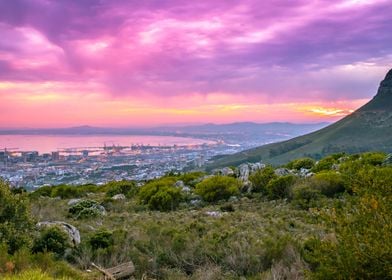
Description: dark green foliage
138,177,183,211
52,185,80,199
195,176,240,202
304,166,392,279
178,172,205,187
0,180,34,254
312,156,337,172
32,227,71,258
88,230,113,250
287,157,315,170
104,180,136,198
29,184,105,199
292,183,322,209
248,166,277,194
359,152,386,166
68,199,103,219
220,203,235,212
312,171,345,197
266,175,296,199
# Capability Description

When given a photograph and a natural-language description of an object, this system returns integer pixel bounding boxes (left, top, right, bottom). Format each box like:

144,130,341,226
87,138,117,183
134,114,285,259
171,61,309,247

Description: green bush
312,156,337,172
312,171,345,197
68,199,104,219
359,152,386,166
0,180,34,254
88,230,113,250
292,183,322,209
178,172,205,187
287,158,315,170
32,227,70,258
51,185,80,199
266,175,296,199
304,167,392,279
195,176,240,202
105,180,136,198
138,177,183,211
249,166,277,194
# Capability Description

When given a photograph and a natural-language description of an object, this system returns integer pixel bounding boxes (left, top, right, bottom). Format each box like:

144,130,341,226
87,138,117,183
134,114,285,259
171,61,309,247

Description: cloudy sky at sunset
0,0,391,128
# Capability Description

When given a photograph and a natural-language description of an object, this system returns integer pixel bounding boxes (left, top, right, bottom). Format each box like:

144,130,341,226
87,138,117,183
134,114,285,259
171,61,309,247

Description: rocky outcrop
274,168,291,177
37,221,81,245
112,194,126,200
237,162,266,182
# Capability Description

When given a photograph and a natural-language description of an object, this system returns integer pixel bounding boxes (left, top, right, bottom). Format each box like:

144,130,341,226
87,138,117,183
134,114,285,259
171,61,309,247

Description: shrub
266,175,296,199
51,185,80,199
195,176,240,202
359,152,386,166
138,178,183,211
292,184,322,209
0,180,34,254
104,180,136,198
249,166,277,194
178,172,205,187
304,169,392,279
312,156,336,172
88,230,113,250
287,158,315,170
312,171,345,197
32,227,71,258
68,199,104,219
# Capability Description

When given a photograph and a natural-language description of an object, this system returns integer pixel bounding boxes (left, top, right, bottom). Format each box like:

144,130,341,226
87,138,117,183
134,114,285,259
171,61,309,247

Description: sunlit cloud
0,0,391,127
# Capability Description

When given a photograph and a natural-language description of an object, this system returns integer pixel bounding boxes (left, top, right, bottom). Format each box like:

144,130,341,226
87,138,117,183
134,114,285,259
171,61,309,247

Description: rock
228,196,239,202
274,168,291,176
383,154,392,165
249,162,266,172
68,198,82,206
112,194,126,200
190,199,202,206
238,163,250,182
37,221,81,245
299,168,311,177
205,211,222,217
182,186,191,193
213,167,235,176
175,180,185,188
331,163,340,170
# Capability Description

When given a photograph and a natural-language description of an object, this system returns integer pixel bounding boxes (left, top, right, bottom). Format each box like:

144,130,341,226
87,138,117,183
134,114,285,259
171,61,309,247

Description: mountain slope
208,69,392,168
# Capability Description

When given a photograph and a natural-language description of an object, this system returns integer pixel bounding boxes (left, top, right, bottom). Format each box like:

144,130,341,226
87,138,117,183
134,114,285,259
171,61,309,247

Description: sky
0,0,391,128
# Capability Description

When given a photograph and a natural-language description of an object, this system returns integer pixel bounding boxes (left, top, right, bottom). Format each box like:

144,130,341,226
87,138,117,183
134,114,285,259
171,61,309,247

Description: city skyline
1,0,391,127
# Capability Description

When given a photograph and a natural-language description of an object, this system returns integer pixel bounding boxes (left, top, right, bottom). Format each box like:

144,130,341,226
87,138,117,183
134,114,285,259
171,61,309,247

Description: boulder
383,154,392,165
249,162,266,172
205,211,223,217
274,168,291,176
213,167,235,176
175,180,185,188
37,221,81,245
112,194,126,200
238,163,250,182
68,198,82,206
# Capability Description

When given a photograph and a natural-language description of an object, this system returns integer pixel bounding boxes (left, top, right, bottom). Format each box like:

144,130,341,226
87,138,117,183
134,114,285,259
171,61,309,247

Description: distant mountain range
208,68,392,168
0,122,328,145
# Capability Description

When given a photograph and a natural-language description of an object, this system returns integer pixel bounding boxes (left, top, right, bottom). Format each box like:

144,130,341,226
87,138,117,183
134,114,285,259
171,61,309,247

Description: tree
195,176,240,202
266,175,296,199
138,177,183,211
249,166,277,194
0,180,34,254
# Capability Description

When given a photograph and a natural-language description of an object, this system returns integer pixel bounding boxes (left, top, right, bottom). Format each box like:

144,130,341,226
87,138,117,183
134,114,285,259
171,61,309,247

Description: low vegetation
0,152,391,279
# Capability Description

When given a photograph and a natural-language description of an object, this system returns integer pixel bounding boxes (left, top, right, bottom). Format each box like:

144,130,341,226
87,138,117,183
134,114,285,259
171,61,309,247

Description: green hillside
208,69,392,169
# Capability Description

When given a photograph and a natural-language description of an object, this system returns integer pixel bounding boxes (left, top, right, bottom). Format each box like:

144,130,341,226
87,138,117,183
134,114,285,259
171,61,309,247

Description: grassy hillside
207,69,392,169
1,152,391,279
